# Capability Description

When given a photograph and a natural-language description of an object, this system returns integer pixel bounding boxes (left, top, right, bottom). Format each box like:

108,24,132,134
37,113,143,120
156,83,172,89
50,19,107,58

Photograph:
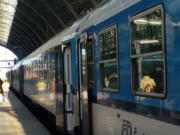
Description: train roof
78,0,140,33
21,15,88,64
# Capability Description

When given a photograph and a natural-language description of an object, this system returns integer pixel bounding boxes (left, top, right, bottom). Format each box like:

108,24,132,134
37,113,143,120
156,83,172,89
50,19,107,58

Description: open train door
78,34,92,135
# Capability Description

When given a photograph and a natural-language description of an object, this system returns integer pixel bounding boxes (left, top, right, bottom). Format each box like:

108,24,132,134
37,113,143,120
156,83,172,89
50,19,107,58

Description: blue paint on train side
80,0,180,115
71,39,78,90
9,0,180,134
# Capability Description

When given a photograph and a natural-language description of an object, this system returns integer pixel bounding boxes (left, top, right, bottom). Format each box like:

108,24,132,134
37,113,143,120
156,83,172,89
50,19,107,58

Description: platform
0,91,51,135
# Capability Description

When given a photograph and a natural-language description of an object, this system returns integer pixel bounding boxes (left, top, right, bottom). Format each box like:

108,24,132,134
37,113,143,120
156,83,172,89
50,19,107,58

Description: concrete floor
0,91,51,135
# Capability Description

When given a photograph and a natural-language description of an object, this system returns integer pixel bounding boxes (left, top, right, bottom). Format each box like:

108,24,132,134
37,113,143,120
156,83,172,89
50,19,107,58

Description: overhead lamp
134,18,162,25
139,40,159,44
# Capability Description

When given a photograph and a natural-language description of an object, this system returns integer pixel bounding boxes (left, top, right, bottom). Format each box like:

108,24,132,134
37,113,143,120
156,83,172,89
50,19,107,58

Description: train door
54,46,64,133
64,46,74,132
78,34,92,135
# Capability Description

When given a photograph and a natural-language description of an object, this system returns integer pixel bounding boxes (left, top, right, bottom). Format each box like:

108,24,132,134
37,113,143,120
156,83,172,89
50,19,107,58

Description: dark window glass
99,29,116,61
132,55,164,93
88,38,94,88
100,61,118,91
88,39,94,62
131,9,162,55
130,5,165,97
88,63,94,88
99,25,118,92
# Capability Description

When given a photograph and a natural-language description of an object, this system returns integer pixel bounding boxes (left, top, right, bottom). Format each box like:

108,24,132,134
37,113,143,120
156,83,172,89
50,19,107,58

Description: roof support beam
16,7,49,39
9,31,27,46
19,0,56,35
62,0,78,19
39,0,65,28
90,0,98,6
9,31,34,52
10,39,30,55
9,37,31,56
11,24,38,49
14,16,44,44
11,24,38,48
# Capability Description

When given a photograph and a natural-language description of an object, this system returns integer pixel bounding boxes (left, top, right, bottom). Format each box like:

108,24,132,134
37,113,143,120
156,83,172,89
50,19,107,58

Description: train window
130,5,166,97
99,25,118,92
88,38,95,88
80,41,87,87
44,53,48,80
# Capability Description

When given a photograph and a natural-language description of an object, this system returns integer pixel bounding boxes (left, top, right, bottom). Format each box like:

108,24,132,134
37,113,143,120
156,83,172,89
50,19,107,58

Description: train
7,0,180,135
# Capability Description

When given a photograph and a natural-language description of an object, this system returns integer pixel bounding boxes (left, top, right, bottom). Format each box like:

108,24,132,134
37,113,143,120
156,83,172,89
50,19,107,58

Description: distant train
7,0,180,135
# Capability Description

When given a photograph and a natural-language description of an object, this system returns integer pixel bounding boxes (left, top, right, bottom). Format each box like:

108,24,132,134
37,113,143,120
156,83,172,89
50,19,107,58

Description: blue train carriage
11,60,23,96
76,0,180,135
19,15,87,134
20,38,61,133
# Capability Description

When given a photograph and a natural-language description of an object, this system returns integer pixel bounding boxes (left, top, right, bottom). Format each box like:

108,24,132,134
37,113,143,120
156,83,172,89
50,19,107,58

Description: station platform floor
0,91,51,135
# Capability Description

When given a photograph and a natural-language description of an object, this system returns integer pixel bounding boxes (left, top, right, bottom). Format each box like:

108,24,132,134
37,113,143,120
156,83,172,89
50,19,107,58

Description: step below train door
63,45,74,133
78,34,92,135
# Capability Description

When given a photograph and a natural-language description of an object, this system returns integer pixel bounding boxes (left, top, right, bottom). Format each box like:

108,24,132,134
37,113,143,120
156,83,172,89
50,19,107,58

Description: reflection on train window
99,28,116,60
44,54,48,80
130,5,166,97
99,25,118,92
100,62,118,91
130,9,162,55
50,53,55,93
132,55,164,93
80,41,87,87
88,38,95,88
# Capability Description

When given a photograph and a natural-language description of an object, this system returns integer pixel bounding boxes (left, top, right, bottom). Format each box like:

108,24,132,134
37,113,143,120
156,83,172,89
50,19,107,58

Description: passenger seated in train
140,76,156,93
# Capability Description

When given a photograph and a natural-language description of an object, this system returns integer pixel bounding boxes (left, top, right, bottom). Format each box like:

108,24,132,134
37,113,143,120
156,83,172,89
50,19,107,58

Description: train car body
8,0,180,135
9,15,88,134
76,0,180,135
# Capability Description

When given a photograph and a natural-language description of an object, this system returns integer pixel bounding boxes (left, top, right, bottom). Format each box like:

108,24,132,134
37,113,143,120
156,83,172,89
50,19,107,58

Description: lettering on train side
121,119,150,135
121,119,132,135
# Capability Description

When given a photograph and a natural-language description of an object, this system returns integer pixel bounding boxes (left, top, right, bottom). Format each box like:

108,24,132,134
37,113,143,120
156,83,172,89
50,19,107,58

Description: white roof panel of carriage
78,0,141,33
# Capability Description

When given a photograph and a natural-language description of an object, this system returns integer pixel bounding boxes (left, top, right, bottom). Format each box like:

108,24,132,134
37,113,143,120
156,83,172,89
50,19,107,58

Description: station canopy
0,0,103,59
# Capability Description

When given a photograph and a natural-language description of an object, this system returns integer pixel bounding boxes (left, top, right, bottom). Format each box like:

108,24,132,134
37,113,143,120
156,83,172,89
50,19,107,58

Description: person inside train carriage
140,76,156,93
2,79,10,102
0,78,4,103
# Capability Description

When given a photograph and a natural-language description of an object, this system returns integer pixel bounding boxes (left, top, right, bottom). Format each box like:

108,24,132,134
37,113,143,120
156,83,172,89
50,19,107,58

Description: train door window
87,37,95,89
99,25,118,92
130,5,166,97
80,41,87,87
50,51,55,93
44,53,49,82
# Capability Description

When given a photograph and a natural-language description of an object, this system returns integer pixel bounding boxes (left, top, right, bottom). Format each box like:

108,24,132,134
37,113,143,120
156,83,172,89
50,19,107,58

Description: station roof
0,0,102,59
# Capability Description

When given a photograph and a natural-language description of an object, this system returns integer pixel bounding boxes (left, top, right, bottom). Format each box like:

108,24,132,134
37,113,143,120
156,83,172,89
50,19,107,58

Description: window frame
98,24,119,92
129,4,166,98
